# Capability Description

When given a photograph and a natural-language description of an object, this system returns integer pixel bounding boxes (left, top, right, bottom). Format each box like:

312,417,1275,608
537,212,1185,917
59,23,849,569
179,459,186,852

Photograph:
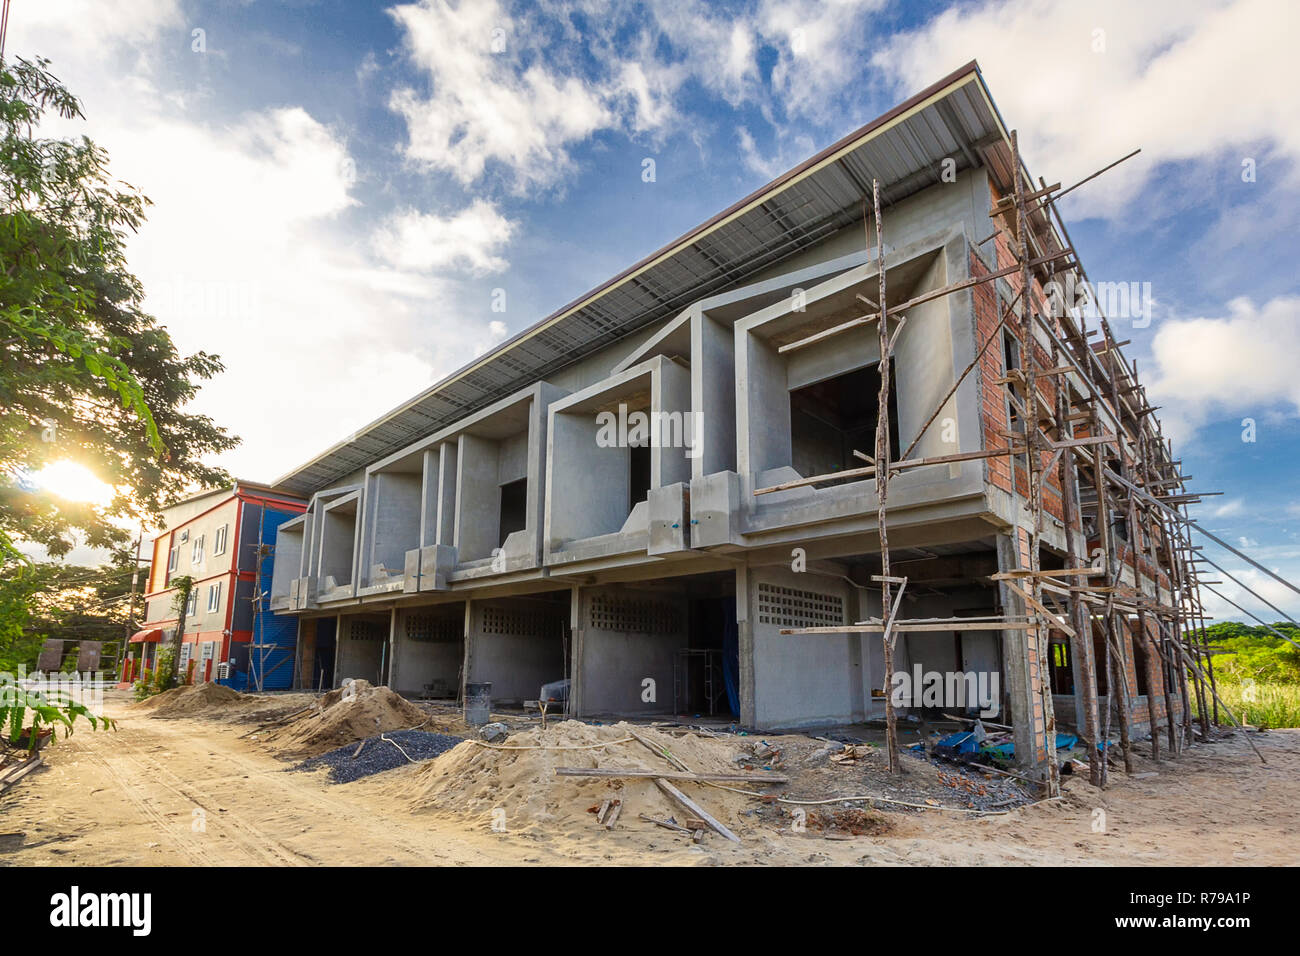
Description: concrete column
331,614,342,690
460,599,474,700
386,607,397,686
995,532,1037,772
436,442,457,546
568,585,584,716
419,448,439,548
736,563,755,727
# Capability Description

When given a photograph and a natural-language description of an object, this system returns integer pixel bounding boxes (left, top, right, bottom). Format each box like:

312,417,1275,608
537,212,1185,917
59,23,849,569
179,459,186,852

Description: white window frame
192,534,205,565
179,642,192,667
213,524,228,556
200,641,215,661
186,590,197,617
207,581,221,613
167,546,178,572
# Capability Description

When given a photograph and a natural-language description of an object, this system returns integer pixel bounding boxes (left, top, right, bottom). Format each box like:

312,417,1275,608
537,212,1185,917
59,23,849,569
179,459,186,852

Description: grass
1193,679,1300,729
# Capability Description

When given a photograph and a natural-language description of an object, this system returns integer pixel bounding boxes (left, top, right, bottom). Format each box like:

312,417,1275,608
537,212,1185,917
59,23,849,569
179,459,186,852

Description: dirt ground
1,690,1295,866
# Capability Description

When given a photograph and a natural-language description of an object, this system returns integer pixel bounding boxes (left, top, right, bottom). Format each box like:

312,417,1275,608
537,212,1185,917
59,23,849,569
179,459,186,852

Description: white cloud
382,0,892,190
387,0,614,191
371,200,515,275
10,1,511,487
871,0,1300,217
1147,296,1300,442
1213,498,1245,518
1200,564,1300,621
737,125,817,182
759,0,887,119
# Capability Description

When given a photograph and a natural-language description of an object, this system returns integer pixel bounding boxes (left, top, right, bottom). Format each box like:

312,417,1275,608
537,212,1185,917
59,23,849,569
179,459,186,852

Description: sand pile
135,682,250,718
376,720,767,836
262,680,429,757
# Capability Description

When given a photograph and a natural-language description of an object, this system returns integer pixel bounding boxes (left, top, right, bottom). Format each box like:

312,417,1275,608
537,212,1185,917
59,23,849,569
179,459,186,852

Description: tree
1201,621,1300,683
0,557,135,672
0,56,238,565
166,575,194,686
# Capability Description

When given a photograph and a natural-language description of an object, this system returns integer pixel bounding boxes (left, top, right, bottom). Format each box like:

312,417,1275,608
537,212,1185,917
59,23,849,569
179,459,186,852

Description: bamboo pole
1011,131,1059,798
872,179,900,775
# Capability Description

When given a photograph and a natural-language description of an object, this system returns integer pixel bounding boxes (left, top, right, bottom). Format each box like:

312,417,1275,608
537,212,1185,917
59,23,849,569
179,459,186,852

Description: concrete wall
692,312,737,479
455,433,502,562
365,471,422,582
319,498,358,589
270,520,303,604
547,405,630,544
464,598,568,704
576,585,687,715
334,614,386,686
545,356,690,551
747,565,870,729
390,604,463,698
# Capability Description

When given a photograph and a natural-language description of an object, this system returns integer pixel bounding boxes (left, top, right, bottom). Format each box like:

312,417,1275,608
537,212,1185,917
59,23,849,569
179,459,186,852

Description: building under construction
266,62,1248,789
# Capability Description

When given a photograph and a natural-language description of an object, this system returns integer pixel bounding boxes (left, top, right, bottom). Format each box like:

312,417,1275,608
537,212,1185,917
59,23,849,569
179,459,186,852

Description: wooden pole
1011,131,1059,797
871,179,901,775
1050,280,1103,786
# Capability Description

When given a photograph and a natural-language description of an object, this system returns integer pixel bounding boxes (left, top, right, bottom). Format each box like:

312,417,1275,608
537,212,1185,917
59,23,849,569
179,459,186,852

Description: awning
129,628,163,644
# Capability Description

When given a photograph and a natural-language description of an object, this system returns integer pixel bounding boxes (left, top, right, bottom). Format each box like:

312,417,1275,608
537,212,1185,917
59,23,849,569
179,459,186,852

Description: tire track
108,746,311,867
88,750,219,865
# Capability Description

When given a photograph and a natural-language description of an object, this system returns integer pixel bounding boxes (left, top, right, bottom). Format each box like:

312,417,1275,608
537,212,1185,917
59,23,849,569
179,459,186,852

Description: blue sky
14,0,1300,620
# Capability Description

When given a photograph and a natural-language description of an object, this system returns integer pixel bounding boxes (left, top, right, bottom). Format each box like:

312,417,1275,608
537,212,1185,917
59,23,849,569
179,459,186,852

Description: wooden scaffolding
757,130,1285,795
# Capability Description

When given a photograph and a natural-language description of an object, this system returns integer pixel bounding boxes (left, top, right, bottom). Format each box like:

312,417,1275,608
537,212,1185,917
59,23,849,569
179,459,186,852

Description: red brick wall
971,198,1069,526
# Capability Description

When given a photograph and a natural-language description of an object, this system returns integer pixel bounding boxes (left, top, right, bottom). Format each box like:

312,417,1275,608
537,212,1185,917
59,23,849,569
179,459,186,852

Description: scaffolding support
773,131,1288,791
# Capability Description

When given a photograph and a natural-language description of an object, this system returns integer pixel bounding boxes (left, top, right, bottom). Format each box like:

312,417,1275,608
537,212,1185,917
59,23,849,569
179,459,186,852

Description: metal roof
275,60,1021,495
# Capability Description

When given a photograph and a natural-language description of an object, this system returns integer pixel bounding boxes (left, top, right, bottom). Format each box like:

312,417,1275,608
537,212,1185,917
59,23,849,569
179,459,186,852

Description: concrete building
131,481,306,689
268,63,1188,772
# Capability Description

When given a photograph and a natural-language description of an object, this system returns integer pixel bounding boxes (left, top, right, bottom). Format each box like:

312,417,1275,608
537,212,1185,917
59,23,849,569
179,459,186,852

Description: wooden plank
1051,435,1116,450
989,181,1061,214
778,250,1072,355
0,755,42,793
782,621,1036,634
639,813,691,834
557,767,789,784
654,778,741,843
991,568,1105,580
777,312,880,354
1002,579,1076,638
889,445,1027,471
627,729,691,773
753,464,875,496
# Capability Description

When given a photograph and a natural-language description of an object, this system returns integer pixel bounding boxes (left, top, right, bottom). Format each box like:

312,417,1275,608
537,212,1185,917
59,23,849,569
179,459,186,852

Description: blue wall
222,503,301,692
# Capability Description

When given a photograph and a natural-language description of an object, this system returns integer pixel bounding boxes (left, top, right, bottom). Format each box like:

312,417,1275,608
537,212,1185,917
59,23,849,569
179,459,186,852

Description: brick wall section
972,190,1071,528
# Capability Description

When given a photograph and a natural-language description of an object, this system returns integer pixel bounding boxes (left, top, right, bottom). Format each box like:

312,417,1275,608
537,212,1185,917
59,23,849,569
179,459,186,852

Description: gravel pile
293,730,464,784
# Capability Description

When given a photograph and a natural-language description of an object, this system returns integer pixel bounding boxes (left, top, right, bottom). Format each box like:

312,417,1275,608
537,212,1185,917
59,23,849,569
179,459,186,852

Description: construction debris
134,682,246,718
829,744,874,766
0,754,43,794
260,680,429,757
293,730,463,783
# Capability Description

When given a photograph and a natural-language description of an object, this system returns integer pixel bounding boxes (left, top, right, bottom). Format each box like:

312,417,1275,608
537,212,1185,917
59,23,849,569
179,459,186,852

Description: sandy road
0,700,561,866
2,695,1298,867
